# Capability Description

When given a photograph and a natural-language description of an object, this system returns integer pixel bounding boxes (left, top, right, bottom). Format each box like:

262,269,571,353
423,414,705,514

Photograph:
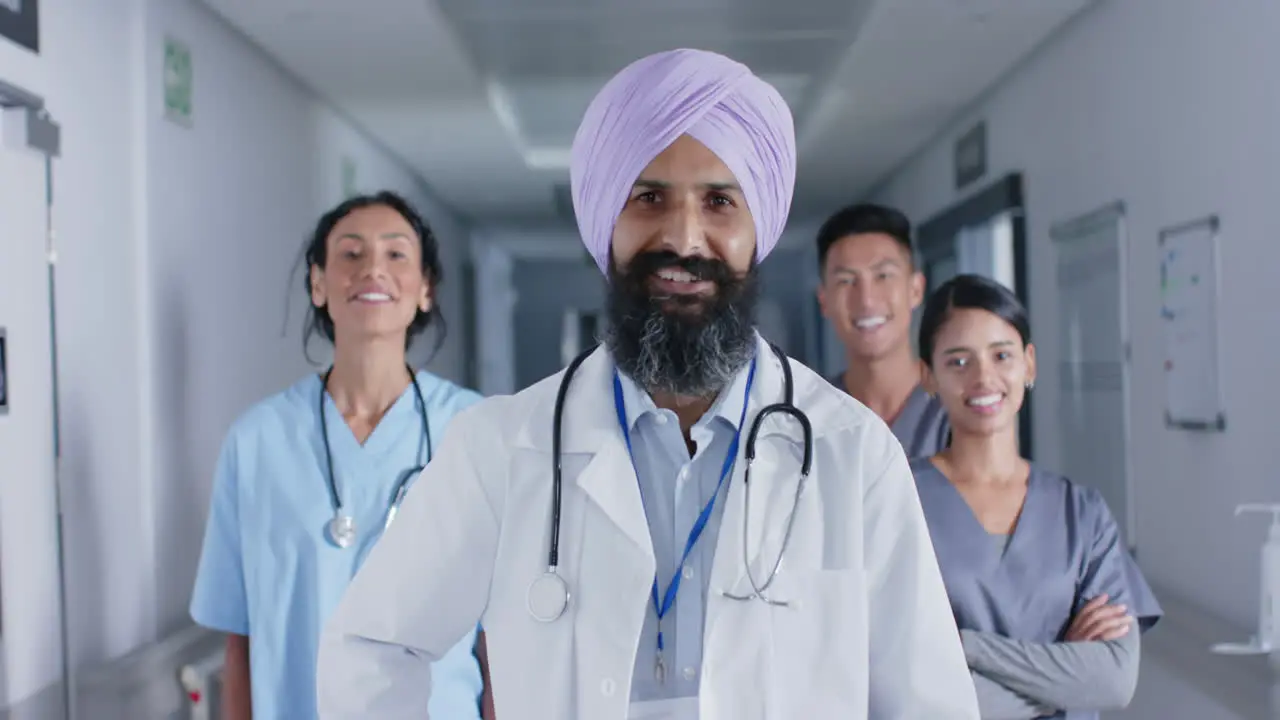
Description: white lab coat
316,337,980,719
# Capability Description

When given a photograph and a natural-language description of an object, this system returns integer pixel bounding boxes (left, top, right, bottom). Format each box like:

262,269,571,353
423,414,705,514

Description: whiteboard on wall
1158,215,1226,431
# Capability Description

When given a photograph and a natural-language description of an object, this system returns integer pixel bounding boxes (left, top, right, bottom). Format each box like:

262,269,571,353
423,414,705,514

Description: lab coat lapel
574,437,653,555
517,346,654,556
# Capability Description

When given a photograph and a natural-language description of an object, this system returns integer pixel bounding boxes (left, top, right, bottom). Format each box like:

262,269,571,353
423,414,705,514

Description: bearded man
317,48,979,720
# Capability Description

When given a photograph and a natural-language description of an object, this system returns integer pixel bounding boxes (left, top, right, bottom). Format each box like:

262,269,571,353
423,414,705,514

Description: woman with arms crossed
189,191,490,718
913,274,1161,720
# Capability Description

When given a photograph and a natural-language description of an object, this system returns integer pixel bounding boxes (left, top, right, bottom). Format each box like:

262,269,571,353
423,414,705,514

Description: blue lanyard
611,357,756,677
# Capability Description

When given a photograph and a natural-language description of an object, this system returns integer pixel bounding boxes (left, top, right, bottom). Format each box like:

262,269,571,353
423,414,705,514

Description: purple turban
569,48,797,274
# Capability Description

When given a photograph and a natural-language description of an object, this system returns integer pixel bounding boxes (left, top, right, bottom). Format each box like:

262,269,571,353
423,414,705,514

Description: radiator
77,623,223,720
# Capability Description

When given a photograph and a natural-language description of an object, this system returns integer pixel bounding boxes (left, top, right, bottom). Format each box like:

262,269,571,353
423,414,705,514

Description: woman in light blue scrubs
189,191,489,719
912,274,1162,720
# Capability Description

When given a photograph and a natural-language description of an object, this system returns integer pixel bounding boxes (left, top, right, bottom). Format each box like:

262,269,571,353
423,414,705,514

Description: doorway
917,173,1033,458
559,308,602,366
512,257,605,390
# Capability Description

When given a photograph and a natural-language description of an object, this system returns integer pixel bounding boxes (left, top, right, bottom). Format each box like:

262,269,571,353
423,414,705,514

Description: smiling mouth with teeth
354,292,393,303
965,393,1004,409
649,267,714,298
854,316,888,330
655,268,700,283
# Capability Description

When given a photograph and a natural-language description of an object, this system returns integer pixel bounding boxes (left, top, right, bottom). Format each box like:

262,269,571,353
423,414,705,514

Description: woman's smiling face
924,307,1036,437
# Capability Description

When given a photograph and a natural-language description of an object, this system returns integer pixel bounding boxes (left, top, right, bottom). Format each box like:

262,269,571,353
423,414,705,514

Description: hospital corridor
0,0,1277,718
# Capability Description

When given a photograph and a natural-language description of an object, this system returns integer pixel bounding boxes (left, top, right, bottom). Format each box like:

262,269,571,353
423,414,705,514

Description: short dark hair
815,203,914,273
918,274,1030,367
300,190,446,361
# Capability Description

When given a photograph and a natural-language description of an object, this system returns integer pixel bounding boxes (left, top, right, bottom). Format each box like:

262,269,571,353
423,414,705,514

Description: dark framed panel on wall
917,172,1034,458
0,327,8,415
917,173,1029,297
0,0,39,54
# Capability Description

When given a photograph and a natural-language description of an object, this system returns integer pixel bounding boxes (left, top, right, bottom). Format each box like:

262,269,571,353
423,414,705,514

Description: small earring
1025,380,1035,390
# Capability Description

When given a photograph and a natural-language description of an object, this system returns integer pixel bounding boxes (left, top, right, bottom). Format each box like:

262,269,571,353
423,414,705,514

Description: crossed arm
969,670,1054,720
963,596,1142,719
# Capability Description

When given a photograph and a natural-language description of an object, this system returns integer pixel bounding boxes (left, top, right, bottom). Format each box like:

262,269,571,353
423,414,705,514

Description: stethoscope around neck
319,365,432,549
525,343,814,624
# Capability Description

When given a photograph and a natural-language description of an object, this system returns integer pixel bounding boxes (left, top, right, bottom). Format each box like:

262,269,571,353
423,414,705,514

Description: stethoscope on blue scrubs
526,342,814,673
319,366,431,549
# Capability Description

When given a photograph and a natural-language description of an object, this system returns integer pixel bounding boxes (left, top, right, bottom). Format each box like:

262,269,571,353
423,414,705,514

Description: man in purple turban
317,49,979,720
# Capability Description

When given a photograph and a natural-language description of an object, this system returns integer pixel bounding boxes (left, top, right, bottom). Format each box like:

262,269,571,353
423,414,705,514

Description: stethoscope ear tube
549,346,598,569
745,403,813,476
743,345,813,475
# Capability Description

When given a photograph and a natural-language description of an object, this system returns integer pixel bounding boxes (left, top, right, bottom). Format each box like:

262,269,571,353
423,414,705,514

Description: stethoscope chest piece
527,571,570,623
328,514,357,549
319,365,432,552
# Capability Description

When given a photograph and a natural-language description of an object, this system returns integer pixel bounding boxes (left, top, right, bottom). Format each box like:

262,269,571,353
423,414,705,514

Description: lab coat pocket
768,568,866,718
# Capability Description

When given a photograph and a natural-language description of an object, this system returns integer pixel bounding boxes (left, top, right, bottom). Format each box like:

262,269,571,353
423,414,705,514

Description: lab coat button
682,666,697,681
600,678,616,696
682,566,694,580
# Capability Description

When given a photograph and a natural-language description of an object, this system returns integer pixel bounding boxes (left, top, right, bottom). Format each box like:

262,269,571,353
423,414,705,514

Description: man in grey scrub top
816,203,949,458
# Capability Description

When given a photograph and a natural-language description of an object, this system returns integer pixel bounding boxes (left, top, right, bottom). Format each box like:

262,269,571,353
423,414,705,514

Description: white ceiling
200,0,1094,226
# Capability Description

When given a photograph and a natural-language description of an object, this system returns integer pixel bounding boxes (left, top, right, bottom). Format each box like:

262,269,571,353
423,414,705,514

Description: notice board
1158,215,1226,431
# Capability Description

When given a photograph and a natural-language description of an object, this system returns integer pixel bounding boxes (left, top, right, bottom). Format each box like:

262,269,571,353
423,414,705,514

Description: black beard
603,250,759,397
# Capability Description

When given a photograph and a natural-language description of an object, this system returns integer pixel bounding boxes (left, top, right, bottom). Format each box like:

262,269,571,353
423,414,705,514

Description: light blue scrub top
912,459,1163,720
190,370,485,719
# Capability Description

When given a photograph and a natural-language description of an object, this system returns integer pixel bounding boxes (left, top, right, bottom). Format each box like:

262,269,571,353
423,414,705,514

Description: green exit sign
163,36,193,127
341,156,358,198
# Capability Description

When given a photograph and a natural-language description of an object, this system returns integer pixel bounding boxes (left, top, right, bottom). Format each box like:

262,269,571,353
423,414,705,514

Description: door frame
0,77,68,717
916,173,1033,458
1049,200,1136,553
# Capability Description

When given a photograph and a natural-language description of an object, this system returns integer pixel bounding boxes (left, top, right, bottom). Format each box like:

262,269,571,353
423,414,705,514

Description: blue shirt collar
614,356,753,435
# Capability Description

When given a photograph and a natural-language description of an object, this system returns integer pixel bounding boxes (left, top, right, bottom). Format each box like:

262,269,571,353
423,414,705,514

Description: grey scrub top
832,375,950,459
911,459,1163,720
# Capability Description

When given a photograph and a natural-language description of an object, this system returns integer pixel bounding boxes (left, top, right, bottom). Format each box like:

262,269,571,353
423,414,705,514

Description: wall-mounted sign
954,121,987,190
164,36,194,127
341,156,358,198
0,0,39,54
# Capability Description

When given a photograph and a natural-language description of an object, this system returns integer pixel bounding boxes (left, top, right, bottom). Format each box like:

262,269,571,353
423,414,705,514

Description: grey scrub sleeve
911,460,1163,720
963,627,1140,715
970,671,1055,720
